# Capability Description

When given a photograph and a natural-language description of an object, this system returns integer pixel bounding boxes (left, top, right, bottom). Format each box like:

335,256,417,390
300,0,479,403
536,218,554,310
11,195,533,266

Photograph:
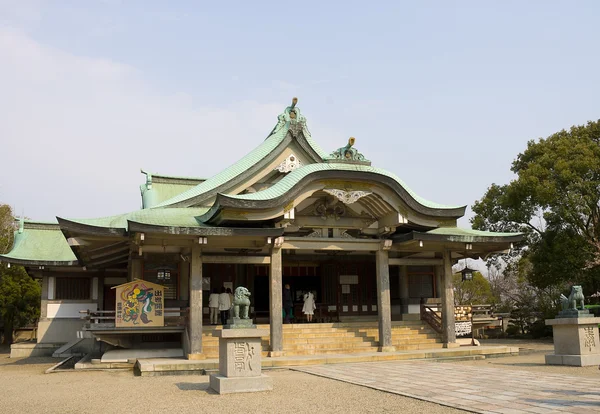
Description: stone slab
546,316,600,325
219,336,263,377
545,353,600,366
213,329,269,338
134,345,519,376
225,318,256,329
546,319,600,357
101,348,183,363
209,374,273,394
294,360,600,414
10,342,61,358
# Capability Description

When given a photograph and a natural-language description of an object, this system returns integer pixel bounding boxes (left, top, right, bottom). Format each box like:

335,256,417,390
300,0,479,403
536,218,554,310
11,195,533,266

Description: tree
0,205,40,344
472,120,600,291
453,272,494,305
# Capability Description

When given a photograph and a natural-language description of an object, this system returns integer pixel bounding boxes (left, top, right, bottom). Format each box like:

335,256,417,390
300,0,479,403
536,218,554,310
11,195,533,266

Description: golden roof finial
291,97,298,109
348,137,356,147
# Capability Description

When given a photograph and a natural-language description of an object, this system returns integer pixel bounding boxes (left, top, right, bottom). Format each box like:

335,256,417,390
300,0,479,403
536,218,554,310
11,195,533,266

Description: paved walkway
294,361,600,413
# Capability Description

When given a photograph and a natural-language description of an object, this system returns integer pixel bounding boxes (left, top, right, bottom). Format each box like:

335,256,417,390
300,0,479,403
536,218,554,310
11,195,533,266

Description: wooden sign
113,280,164,328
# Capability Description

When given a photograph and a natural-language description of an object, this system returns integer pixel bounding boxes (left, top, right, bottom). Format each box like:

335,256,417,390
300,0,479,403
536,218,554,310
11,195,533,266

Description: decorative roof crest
274,154,302,173
323,188,372,205
271,97,310,139
326,137,371,165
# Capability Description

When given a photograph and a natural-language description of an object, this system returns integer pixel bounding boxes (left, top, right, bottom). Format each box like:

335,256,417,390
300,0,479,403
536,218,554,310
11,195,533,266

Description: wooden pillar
441,250,457,347
268,247,284,357
376,248,395,352
399,265,409,315
128,257,143,282
435,265,443,298
188,245,205,359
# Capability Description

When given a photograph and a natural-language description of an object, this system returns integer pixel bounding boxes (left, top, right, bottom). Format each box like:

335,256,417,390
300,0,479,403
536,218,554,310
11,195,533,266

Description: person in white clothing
218,287,232,325
208,288,220,325
302,291,316,322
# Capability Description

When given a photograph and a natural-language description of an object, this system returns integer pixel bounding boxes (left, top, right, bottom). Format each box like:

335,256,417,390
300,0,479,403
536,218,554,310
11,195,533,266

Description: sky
1,0,599,229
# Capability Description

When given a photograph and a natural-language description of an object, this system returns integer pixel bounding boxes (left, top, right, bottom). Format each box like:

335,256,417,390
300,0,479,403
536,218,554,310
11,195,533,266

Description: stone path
293,361,600,413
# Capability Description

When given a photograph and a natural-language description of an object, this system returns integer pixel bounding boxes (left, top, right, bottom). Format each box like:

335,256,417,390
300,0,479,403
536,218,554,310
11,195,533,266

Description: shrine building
1,98,522,359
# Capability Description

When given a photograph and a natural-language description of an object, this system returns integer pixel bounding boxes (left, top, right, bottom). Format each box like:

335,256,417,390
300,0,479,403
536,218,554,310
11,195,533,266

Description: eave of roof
59,207,212,233
0,222,78,266
393,228,524,244
199,163,466,224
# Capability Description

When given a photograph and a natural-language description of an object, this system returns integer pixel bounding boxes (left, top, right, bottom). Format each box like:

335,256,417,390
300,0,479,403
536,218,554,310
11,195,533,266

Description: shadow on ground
176,382,216,394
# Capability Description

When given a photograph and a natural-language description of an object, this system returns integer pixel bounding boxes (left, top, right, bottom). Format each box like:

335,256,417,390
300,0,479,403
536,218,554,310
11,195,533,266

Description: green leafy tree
453,272,494,305
0,204,41,344
472,120,600,291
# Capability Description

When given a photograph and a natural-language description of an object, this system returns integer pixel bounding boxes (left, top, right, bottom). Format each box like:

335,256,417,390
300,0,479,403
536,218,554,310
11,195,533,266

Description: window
55,277,91,300
143,263,179,300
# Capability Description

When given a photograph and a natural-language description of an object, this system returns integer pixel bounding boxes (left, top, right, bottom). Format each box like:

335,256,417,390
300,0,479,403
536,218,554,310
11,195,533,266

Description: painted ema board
114,280,164,328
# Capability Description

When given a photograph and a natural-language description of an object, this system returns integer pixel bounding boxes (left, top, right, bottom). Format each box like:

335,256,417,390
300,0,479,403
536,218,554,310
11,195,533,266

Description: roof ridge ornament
270,97,310,139
326,137,371,165
274,154,302,173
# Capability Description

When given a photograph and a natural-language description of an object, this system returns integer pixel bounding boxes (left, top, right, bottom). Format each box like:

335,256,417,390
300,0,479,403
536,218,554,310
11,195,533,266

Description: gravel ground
2,339,596,414
0,350,462,414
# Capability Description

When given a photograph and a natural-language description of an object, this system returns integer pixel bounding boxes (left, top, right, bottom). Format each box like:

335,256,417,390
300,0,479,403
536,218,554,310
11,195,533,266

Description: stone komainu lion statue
560,285,585,311
233,286,251,319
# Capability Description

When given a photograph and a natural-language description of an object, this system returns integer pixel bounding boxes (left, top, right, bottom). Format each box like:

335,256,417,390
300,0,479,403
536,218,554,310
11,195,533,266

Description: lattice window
55,277,91,300
143,260,179,300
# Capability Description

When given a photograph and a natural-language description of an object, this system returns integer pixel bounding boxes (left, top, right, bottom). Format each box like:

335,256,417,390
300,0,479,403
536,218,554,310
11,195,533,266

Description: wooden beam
202,255,271,264
389,258,443,266
281,238,380,251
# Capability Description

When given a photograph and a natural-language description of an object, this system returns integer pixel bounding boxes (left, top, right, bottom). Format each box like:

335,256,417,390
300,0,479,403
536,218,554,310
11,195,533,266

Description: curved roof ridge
227,162,463,210
60,207,212,230
140,169,206,182
153,127,289,208
153,100,331,208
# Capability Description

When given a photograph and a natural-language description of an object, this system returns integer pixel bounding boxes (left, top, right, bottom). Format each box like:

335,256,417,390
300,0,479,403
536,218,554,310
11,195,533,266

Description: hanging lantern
461,258,476,281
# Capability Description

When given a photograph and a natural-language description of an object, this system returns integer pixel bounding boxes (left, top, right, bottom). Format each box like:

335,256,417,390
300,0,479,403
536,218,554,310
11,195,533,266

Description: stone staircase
201,320,442,358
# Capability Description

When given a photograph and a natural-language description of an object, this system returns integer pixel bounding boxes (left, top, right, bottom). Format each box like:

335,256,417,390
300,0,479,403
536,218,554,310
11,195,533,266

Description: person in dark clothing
283,284,293,324
218,287,231,325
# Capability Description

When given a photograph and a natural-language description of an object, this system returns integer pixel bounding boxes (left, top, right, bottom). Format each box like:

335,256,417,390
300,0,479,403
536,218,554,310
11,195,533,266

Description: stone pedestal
209,328,272,394
545,316,600,366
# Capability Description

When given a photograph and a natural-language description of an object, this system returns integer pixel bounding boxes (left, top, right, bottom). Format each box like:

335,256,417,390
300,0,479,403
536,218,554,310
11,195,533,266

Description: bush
529,320,553,339
585,305,600,317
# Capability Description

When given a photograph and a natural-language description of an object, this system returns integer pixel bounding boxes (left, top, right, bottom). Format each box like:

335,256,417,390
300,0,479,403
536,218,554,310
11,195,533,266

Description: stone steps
198,321,442,358
136,345,520,376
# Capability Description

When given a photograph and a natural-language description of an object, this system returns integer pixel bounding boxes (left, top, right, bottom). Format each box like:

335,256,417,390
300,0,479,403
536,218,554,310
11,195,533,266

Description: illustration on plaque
113,280,165,328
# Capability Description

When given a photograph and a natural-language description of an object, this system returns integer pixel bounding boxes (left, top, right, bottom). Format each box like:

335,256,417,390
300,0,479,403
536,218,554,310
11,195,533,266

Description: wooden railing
80,307,189,329
420,303,443,334
420,303,499,336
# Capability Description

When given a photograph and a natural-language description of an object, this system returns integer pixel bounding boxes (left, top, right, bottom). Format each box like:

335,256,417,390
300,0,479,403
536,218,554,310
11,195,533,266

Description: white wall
46,303,98,318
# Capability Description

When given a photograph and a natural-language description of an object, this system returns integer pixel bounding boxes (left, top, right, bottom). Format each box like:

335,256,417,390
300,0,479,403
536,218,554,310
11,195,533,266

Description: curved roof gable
153,99,327,208
199,163,466,223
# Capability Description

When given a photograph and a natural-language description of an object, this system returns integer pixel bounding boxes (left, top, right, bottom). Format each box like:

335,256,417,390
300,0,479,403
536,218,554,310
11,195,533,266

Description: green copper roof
69,207,211,229
0,222,77,264
227,162,462,210
154,103,328,208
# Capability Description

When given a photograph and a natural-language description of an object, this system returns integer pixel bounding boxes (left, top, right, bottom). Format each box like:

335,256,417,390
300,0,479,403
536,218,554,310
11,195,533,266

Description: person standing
302,291,316,323
226,287,234,319
208,288,220,325
218,287,231,325
283,284,293,324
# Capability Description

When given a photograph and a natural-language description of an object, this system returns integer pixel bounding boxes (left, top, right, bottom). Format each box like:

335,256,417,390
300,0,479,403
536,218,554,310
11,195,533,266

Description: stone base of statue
224,317,256,329
545,315,600,366
209,328,272,394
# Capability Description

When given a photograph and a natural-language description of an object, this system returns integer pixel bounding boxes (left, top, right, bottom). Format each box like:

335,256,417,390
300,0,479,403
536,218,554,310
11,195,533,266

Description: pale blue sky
1,1,599,227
